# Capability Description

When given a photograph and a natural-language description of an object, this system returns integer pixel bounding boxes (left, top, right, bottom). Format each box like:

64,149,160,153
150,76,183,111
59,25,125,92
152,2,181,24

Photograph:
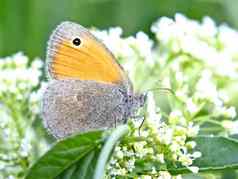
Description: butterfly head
134,92,147,108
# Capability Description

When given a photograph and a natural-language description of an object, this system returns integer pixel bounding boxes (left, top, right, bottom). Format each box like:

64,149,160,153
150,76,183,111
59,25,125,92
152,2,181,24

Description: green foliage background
1,0,238,60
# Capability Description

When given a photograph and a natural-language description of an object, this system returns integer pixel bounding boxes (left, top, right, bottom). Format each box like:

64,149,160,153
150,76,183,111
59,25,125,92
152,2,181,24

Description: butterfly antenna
145,87,175,96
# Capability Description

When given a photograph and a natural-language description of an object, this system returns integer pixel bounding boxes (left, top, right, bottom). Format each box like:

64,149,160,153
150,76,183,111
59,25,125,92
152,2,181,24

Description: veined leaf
25,130,103,179
131,136,238,175
170,136,238,174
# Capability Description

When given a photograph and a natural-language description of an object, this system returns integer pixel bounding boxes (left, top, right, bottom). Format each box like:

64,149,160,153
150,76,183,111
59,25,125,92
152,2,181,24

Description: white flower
169,110,186,125
191,151,202,159
157,125,173,145
179,154,193,166
222,120,238,134
20,137,32,157
195,70,218,101
8,175,15,179
186,141,197,149
169,142,181,153
187,122,200,137
187,166,199,173
133,31,154,65
175,87,189,102
13,52,28,67
186,98,199,115
29,81,48,113
0,106,10,128
115,149,124,159
156,153,165,163
214,106,237,119
201,16,217,39
218,91,230,103
133,141,148,158
126,159,135,172
32,58,44,71
151,16,174,40
141,176,152,179
161,77,171,89
92,27,134,59
218,24,238,57
226,107,237,118
146,92,161,125
0,53,48,178
174,175,183,179
174,135,186,146
158,171,172,179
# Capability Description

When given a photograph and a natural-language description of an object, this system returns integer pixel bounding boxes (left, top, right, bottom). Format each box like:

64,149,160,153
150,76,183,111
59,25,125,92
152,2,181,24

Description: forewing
46,21,129,86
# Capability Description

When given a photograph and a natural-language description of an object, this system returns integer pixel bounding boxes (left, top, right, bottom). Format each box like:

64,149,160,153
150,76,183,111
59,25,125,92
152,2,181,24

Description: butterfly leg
138,114,146,136
98,103,124,128
114,114,117,128
130,114,146,136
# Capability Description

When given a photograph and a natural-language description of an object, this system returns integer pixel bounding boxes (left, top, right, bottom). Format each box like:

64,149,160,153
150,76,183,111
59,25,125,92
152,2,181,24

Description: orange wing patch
47,21,126,85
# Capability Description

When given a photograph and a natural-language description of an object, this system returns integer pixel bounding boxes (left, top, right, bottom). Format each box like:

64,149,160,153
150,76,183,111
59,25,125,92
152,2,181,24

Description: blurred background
1,0,238,60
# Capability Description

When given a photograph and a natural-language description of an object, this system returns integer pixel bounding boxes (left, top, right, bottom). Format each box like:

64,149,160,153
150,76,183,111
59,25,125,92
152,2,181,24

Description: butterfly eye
72,38,81,46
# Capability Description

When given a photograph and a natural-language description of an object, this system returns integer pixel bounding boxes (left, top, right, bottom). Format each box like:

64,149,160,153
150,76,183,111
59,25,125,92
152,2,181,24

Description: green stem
200,127,224,132
194,115,223,126
206,119,224,126
93,125,129,179
193,115,211,122
121,136,148,144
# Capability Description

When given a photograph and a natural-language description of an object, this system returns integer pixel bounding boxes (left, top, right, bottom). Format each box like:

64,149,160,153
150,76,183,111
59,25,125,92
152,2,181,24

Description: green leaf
25,130,103,179
55,149,100,179
71,149,100,179
194,136,238,171
55,165,77,179
56,125,129,179
169,136,238,174
230,134,238,140
93,125,130,179
131,136,238,175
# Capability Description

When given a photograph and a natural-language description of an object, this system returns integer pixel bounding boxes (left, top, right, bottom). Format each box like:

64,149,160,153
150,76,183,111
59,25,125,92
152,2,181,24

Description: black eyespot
72,38,81,46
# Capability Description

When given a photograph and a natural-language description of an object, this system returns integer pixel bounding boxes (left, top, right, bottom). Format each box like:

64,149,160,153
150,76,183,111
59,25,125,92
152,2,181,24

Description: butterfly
42,21,146,139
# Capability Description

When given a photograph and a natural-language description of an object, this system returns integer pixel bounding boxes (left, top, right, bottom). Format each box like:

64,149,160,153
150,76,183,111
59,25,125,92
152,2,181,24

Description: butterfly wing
46,21,130,87
42,80,125,138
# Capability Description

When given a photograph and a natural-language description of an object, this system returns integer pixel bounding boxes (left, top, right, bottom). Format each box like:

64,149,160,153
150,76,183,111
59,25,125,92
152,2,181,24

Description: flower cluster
0,53,48,179
151,14,238,136
106,93,201,178
93,14,238,178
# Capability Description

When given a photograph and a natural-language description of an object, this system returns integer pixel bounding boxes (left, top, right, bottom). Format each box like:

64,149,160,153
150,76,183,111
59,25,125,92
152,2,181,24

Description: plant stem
93,125,129,179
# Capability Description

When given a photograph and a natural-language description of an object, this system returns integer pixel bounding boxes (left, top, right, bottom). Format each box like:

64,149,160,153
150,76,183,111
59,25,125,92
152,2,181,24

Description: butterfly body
42,21,146,138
